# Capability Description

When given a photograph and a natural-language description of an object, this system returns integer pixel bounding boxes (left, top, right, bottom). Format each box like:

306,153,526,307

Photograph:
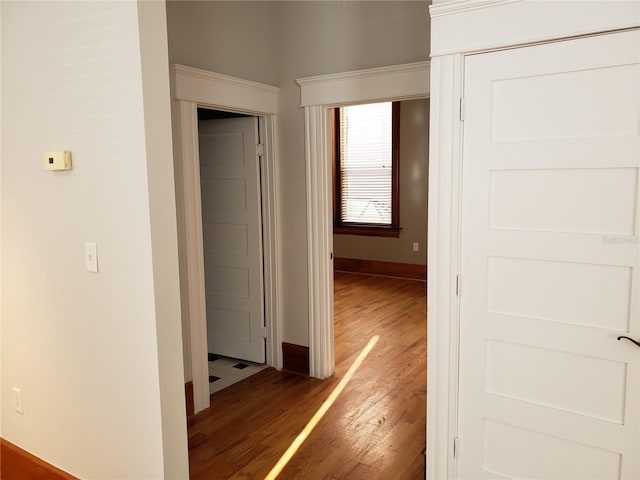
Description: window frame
333,101,400,237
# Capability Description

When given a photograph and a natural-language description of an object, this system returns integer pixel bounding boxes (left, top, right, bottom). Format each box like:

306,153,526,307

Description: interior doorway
297,61,430,380
170,64,282,413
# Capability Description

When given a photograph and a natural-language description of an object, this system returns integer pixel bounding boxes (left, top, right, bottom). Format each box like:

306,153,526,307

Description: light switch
12,387,23,415
85,242,98,273
44,151,72,171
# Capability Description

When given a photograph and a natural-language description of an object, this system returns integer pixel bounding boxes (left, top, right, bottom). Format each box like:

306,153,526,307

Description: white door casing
199,117,265,364
170,65,281,413
457,30,639,479
297,61,431,379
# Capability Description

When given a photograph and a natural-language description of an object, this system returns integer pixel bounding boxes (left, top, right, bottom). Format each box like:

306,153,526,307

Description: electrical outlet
412,242,420,252
12,387,23,415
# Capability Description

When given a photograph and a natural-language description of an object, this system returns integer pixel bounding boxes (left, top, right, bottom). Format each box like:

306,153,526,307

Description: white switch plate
85,242,98,273
412,242,420,252
12,387,23,415
44,151,72,171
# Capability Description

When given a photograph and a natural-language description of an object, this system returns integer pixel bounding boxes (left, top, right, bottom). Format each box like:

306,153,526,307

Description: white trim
429,0,519,18
171,64,279,115
297,61,430,107
299,61,429,381
259,116,283,370
172,99,210,413
303,106,335,379
171,65,282,413
426,54,465,480
430,0,640,57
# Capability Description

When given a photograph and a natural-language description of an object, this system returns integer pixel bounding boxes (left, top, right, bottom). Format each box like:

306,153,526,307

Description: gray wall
167,1,430,347
333,98,429,265
166,1,280,86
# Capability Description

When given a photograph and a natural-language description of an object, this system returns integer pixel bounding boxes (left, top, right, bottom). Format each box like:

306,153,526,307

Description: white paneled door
458,30,639,479
199,117,265,364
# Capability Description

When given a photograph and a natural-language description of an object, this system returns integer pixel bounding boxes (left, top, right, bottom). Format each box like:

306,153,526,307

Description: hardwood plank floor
188,272,427,479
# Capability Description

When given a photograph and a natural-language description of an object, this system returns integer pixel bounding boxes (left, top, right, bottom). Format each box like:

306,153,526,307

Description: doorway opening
330,95,429,378
170,64,282,414
330,97,429,470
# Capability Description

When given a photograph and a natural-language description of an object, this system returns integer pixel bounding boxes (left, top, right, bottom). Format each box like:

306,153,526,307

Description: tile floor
208,353,268,394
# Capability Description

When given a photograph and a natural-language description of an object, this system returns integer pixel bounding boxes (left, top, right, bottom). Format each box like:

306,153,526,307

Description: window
333,101,400,237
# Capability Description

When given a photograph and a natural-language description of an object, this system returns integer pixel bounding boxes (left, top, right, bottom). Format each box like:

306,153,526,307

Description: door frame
170,65,282,413
296,60,431,377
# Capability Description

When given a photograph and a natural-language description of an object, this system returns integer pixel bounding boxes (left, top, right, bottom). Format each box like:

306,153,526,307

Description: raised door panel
458,30,639,479
199,117,265,364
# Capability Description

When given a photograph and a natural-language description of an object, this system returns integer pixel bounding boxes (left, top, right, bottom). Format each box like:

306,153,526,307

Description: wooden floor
188,272,427,479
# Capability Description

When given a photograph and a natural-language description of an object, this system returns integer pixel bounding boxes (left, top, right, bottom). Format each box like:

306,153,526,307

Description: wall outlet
412,242,420,252
12,387,23,415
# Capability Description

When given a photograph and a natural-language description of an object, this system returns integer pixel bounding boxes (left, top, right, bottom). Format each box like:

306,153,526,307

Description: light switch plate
85,242,98,273
12,387,23,415
44,151,72,171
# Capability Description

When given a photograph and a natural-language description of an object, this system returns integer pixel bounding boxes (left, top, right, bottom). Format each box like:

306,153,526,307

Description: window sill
334,224,401,238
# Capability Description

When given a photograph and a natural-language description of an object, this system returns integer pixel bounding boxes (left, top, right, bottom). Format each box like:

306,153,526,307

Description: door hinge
257,143,265,157
261,326,268,338
456,275,461,296
453,436,459,458
459,98,465,121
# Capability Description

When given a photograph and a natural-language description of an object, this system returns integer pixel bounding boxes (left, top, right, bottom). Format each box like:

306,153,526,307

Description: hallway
188,272,427,479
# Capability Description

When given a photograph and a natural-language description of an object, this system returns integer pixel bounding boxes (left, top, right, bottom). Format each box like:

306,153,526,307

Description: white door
458,30,639,479
199,117,265,364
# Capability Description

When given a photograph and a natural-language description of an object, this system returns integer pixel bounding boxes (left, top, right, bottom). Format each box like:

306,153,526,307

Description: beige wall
333,98,429,265
167,1,430,347
1,2,187,478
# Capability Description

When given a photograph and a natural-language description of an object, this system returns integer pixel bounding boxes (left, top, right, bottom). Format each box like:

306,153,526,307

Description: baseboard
282,342,310,377
334,257,426,281
0,438,78,480
185,381,195,419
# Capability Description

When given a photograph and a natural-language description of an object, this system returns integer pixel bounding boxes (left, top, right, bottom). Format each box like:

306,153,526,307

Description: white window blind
339,102,393,224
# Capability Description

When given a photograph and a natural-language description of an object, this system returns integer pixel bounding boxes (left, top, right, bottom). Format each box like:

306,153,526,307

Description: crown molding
430,1,640,56
170,64,279,115
296,61,430,107
297,61,430,87
171,64,279,94
429,0,520,18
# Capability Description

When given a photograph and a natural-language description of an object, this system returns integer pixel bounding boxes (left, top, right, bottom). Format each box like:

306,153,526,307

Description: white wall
137,2,189,477
333,98,430,265
167,1,430,347
1,2,187,478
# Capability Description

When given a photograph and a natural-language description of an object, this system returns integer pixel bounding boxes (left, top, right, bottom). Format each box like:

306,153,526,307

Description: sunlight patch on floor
264,335,381,480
